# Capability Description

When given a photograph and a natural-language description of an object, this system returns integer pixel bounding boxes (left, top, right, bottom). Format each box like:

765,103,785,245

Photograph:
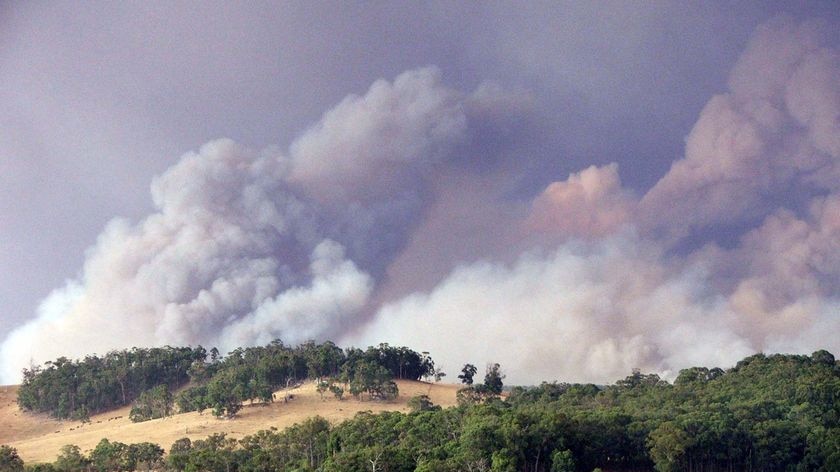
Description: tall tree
484,363,504,395
458,364,478,385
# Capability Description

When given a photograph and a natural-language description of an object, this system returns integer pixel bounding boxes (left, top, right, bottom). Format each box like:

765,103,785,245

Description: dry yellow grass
0,380,460,464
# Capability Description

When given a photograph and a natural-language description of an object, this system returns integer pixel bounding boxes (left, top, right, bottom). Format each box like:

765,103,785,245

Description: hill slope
0,380,460,464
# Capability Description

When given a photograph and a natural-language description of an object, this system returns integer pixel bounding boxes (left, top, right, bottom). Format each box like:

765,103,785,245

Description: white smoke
640,16,840,242
355,16,840,384
3,17,839,386
354,235,757,385
0,68,526,383
526,163,636,239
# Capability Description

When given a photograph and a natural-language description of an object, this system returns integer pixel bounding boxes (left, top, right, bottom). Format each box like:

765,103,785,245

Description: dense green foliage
89,439,164,472
18,341,432,421
459,363,478,385
174,341,426,417
17,346,205,420
9,349,838,472
7,440,163,472
53,445,86,472
456,362,508,405
0,445,24,472
158,350,837,472
129,385,174,423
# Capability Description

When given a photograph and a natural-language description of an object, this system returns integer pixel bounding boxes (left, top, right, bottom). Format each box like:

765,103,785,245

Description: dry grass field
0,380,460,464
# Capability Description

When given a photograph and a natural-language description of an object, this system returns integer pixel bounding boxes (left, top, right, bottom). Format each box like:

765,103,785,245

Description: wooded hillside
16,341,436,421
4,346,838,472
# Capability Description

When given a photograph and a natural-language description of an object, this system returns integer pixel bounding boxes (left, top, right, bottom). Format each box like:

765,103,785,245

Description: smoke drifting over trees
2,16,839,385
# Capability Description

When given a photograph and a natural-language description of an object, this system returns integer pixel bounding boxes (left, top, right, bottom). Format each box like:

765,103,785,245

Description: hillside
0,380,460,464
2,351,837,471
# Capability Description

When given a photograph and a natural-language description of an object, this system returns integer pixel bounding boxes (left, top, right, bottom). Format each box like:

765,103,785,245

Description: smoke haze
2,9,838,385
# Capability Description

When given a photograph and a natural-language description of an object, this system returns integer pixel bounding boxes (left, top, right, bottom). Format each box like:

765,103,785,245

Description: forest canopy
16,341,435,420
8,345,839,472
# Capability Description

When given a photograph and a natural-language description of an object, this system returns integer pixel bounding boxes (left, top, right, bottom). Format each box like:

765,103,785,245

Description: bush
0,445,24,472
407,394,436,413
129,385,173,422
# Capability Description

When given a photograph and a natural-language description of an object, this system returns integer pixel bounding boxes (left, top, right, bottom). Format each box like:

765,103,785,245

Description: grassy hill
0,380,460,464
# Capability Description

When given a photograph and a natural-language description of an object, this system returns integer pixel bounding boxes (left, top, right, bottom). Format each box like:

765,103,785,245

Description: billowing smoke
2,17,839,385
640,17,840,242
355,15,840,384
359,234,757,385
0,68,527,382
526,163,636,239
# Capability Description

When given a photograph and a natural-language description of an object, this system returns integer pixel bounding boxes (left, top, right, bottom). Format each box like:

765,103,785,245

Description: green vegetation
7,348,839,471
170,340,426,417
53,445,86,472
88,439,164,472
0,445,24,472
128,385,173,422
6,440,163,472
456,362,508,405
458,363,478,385
18,341,433,421
407,394,437,413
17,346,205,420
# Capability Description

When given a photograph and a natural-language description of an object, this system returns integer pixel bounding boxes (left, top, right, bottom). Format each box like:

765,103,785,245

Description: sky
1,1,839,384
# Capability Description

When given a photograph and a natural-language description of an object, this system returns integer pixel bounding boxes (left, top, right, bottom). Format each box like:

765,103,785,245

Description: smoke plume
2,17,839,385
356,15,840,384
0,68,526,382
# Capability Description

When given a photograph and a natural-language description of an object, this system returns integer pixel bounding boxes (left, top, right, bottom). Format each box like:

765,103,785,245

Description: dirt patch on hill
0,380,460,464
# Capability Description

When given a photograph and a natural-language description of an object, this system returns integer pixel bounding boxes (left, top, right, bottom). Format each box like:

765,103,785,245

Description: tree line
1,440,163,472
8,348,838,471
17,346,205,420
172,340,435,418
17,341,436,421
